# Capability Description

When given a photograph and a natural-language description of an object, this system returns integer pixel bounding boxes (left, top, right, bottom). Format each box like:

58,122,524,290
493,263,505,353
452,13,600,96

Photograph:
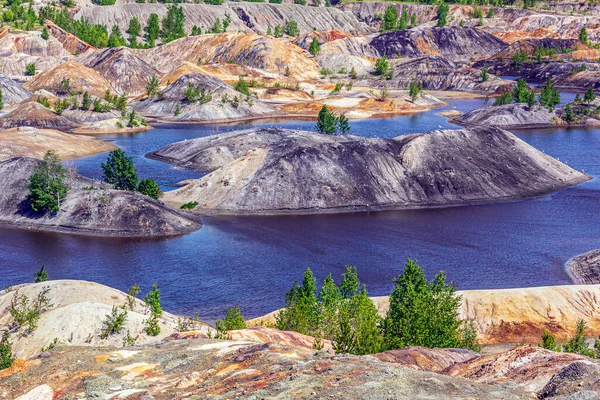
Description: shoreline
565,248,600,285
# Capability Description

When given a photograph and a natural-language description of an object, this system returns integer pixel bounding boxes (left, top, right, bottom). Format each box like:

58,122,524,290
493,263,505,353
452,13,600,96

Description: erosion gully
2,95,599,321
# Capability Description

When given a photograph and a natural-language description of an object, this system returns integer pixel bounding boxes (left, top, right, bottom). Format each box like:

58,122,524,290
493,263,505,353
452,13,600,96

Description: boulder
455,103,561,129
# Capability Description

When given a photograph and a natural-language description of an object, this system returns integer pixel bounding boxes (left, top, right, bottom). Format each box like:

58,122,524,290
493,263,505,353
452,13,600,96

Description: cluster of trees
316,104,350,135
277,260,480,355
2,0,37,30
25,148,161,214
266,20,299,38
101,149,162,199
492,77,561,110
541,320,600,358
381,6,418,32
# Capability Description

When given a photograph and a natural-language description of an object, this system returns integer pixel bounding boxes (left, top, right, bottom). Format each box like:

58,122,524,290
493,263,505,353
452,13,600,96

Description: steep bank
0,157,202,237
148,126,588,215
567,248,600,284
0,127,116,161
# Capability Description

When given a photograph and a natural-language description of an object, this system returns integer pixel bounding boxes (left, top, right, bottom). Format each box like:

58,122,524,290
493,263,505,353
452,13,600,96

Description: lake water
1,97,599,321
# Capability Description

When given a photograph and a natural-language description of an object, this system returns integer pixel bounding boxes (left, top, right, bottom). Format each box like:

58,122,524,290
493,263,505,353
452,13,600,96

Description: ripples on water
1,97,599,320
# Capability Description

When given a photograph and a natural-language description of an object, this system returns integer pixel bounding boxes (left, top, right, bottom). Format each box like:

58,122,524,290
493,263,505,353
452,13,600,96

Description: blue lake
1,97,599,321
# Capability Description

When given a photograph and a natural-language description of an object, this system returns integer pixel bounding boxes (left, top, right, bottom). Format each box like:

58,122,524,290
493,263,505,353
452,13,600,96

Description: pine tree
579,27,588,45
0,89,4,111
34,265,49,283
539,77,561,110
0,332,13,371
382,259,464,350
101,149,139,191
564,103,574,123
337,113,350,134
381,5,398,32
128,17,141,38
480,66,489,82
108,25,125,48
437,2,449,27
145,74,161,97
308,36,321,56
211,18,223,33
145,13,160,47
316,105,338,134
81,91,91,110
584,87,596,103
138,178,162,199
41,26,50,40
512,78,530,103
161,4,185,42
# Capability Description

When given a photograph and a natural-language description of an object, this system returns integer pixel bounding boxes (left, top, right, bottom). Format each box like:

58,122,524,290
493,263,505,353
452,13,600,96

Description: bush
234,76,250,96
374,56,389,76
9,287,53,332
100,306,128,339
316,104,350,135
284,20,299,37
480,67,489,82
437,2,449,27
215,305,246,335
541,330,558,351
539,77,560,110
25,63,36,76
409,81,421,102
0,332,13,371
34,265,49,283
101,149,139,191
493,91,513,106
382,259,478,351
27,151,70,213
180,201,198,210
37,96,51,108
143,283,162,336
145,74,161,97
308,36,321,56
138,178,162,199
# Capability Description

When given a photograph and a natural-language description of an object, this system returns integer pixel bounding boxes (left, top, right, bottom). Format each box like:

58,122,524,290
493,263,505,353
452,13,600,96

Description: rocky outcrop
292,29,354,51
370,27,508,61
132,72,273,121
567,248,600,284
78,47,161,96
0,75,31,105
538,360,600,398
490,38,588,60
148,126,588,215
455,103,561,129
138,33,320,79
0,127,115,161
0,102,78,131
0,157,202,237
23,61,114,97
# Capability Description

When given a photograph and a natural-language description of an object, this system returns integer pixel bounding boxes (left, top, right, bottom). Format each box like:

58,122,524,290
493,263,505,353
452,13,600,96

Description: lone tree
539,77,561,110
0,89,3,110
381,259,479,351
381,5,398,32
34,265,49,283
101,149,139,191
308,36,321,56
145,75,161,97
138,178,162,199
579,27,588,45
316,105,350,135
584,87,596,103
27,150,70,213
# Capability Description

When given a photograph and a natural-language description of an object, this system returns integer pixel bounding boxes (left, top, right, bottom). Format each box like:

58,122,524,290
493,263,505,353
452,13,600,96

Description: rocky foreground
2,280,600,399
0,157,202,237
148,126,588,215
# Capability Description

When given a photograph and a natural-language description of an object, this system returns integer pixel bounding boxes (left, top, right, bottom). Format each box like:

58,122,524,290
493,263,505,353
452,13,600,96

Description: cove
1,97,599,321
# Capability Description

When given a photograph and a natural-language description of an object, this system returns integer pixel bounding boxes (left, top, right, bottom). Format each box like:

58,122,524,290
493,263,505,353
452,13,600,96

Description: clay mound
0,157,202,237
0,127,115,161
140,33,320,79
456,103,560,128
0,101,78,131
370,26,508,61
0,280,189,359
373,347,478,373
0,30,71,58
293,30,354,51
0,74,31,105
79,47,162,96
149,126,589,215
133,72,273,121
161,62,273,86
23,60,114,97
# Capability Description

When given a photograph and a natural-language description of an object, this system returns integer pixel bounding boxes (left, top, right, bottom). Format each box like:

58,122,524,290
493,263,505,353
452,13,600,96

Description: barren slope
149,126,588,215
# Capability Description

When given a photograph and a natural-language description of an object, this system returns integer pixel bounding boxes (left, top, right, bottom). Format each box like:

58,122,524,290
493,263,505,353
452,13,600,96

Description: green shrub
100,306,128,339
138,178,162,199
215,305,246,337
180,201,198,210
0,332,14,371
234,76,250,96
25,63,36,76
9,287,53,332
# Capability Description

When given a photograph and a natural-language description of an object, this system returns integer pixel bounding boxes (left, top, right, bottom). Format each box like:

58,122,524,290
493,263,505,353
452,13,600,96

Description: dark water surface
2,97,599,320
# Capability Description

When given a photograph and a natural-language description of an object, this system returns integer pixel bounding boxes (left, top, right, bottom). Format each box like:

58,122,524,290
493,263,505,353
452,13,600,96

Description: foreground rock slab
567,248,600,284
0,157,202,237
148,126,588,215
